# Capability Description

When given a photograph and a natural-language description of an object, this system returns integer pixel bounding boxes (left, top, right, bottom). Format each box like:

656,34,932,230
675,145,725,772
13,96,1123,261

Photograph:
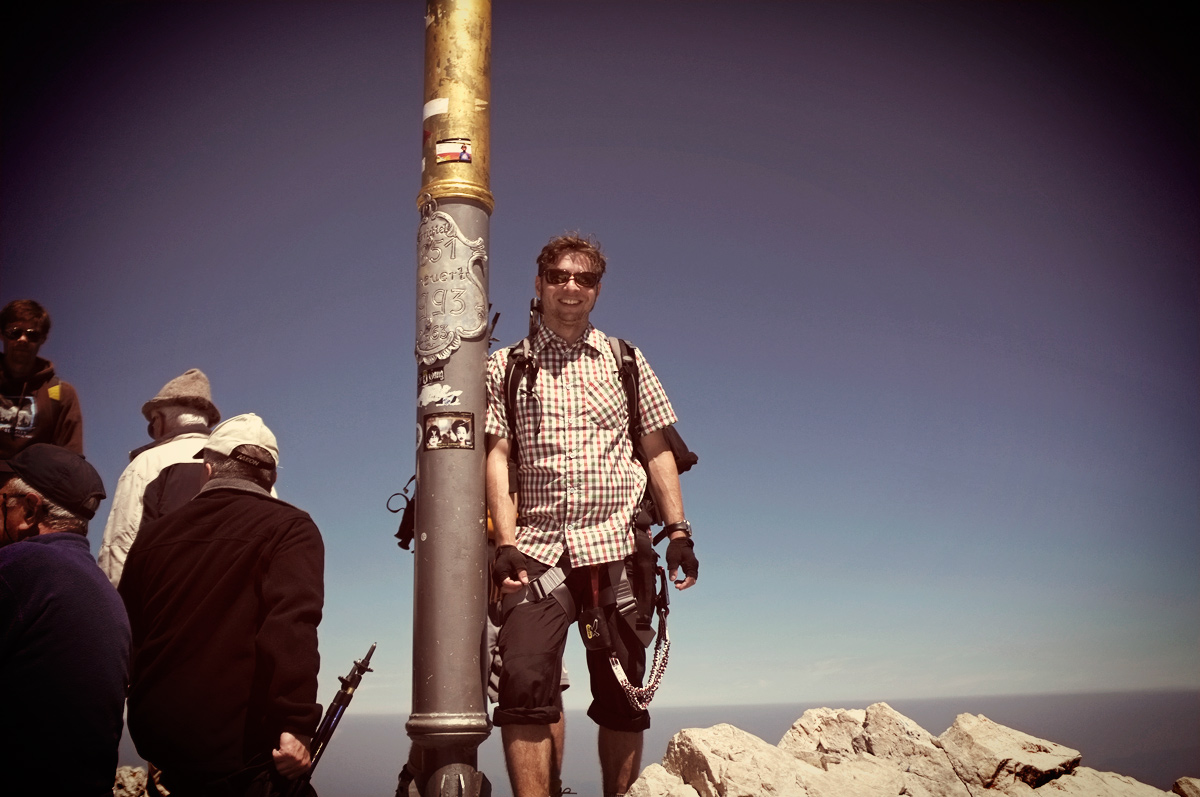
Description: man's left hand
273,732,312,779
666,537,698,590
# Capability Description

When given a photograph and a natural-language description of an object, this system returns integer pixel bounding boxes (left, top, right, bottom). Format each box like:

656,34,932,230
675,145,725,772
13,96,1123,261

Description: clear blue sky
2,2,1195,715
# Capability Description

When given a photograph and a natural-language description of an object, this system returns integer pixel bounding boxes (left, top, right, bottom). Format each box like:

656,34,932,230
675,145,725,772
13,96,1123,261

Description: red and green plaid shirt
486,324,677,568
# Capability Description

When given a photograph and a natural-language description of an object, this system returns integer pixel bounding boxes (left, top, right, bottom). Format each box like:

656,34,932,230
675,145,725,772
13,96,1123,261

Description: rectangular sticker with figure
435,138,473,163
423,412,474,451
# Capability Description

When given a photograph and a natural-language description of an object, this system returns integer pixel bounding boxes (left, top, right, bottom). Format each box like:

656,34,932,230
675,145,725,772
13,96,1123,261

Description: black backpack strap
503,338,537,493
609,337,645,467
610,337,700,529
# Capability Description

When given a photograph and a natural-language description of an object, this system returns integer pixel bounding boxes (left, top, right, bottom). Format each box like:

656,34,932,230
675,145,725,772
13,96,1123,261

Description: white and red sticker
435,138,473,163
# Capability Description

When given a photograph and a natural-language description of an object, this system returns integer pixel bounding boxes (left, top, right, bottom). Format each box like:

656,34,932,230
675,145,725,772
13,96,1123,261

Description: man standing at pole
487,234,699,797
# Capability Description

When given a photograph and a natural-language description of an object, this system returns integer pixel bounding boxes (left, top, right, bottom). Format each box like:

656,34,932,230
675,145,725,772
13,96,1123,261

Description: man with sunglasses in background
486,234,699,797
0,299,83,459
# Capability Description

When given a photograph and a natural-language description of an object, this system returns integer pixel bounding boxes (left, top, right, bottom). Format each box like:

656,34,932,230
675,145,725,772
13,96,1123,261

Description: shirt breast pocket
585,379,628,430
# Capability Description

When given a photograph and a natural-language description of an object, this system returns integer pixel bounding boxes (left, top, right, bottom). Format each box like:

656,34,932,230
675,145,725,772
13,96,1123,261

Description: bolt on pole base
403,761,491,797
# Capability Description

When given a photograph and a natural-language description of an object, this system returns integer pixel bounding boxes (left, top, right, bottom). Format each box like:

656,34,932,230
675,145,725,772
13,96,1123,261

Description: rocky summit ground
111,704,1199,796
629,702,1196,797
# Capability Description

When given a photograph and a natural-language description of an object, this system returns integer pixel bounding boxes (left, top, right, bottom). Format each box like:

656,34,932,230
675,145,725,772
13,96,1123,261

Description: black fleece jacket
120,479,324,781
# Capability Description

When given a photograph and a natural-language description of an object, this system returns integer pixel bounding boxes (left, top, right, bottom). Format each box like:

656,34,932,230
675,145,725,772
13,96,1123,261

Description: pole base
428,763,490,797
399,760,491,797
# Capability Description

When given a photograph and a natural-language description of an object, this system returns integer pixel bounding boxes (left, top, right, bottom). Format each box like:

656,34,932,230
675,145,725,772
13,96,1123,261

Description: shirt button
566,524,574,531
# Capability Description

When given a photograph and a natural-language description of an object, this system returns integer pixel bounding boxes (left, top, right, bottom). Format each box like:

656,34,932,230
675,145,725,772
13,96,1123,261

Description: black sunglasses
541,268,601,288
2,327,45,344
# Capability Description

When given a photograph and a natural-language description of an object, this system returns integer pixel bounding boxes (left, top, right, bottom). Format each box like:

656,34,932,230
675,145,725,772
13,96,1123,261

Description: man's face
0,483,36,547
535,252,602,331
147,412,165,441
2,322,45,379
453,425,469,443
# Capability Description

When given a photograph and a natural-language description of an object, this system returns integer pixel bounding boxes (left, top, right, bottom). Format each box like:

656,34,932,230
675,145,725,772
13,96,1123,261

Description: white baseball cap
199,412,279,467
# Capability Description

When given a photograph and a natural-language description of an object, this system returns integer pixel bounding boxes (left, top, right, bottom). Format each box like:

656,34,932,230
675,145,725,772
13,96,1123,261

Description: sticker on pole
418,382,462,407
416,209,487,364
423,412,474,451
419,364,446,386
435,138,473,163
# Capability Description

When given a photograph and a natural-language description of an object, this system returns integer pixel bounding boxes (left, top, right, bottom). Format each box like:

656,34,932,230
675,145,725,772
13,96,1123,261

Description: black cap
0,444,106,520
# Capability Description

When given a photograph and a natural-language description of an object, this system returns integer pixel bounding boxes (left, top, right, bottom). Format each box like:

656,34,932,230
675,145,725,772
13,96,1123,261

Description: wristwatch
662,519,692,538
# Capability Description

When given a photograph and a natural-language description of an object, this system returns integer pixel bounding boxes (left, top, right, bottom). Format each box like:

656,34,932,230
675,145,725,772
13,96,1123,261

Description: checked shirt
486,324,677,568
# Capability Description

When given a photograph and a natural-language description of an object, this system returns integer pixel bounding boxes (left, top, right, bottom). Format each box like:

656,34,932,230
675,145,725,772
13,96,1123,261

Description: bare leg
548,712,566,795
502,723,553,797
598,727,643,797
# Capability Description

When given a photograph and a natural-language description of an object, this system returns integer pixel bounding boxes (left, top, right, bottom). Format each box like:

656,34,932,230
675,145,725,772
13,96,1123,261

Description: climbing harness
499,321,697,711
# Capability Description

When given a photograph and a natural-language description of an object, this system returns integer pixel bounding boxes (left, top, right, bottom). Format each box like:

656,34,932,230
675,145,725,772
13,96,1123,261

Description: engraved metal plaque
415,210,488,364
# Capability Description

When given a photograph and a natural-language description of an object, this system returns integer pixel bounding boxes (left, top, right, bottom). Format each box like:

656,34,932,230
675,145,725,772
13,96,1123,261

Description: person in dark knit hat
98,368,221,585
0,444,129,795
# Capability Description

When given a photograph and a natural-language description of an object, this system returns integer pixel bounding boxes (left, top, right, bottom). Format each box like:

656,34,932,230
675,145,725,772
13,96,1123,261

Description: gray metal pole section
407,1,494,795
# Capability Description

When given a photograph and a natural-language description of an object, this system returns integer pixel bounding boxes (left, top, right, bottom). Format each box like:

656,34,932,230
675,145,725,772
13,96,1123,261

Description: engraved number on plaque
416,211,487,364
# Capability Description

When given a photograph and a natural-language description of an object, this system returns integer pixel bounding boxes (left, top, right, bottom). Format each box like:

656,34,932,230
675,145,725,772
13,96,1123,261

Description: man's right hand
492,544,529,594
272,732,312,779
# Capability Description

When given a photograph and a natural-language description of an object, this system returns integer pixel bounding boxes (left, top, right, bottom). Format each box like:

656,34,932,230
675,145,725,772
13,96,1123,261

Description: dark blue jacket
0,532,131,795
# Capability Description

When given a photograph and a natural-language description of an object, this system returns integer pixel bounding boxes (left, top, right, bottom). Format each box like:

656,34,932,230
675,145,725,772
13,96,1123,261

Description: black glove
492,544,528,588
665,537,698,585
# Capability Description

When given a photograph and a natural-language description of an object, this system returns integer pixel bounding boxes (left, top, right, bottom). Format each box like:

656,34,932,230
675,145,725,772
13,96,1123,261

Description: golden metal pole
407,1,494,795
419,0,493,212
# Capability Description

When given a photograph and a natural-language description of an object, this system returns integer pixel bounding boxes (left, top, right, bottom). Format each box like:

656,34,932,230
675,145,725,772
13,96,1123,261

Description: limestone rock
626,763,701,797
778,707,867,758
113,765,147,797
797,753,906,797
652,713,938,797
662,722,820,796
1175,778,1200,797
861,702,971,797
773,702,969,797
631,705,1171,797
938,712,1080,795
1034,766,1171,795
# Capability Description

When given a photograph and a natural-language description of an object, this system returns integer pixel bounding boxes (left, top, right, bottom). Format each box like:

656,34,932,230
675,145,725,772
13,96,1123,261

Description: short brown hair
1,300,51,337
204,446,276,490
536,233,606,278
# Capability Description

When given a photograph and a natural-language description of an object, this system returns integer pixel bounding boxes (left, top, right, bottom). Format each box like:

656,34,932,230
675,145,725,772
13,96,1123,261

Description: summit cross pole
408,1,494,795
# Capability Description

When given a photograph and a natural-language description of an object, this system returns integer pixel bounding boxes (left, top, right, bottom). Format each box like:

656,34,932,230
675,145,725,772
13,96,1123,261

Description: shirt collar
199,477,272,498
532,323,604,356
128,426,210,461
16,531,88,549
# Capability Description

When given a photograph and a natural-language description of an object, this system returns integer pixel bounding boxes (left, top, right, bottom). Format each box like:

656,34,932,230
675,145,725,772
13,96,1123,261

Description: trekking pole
288,643,376,795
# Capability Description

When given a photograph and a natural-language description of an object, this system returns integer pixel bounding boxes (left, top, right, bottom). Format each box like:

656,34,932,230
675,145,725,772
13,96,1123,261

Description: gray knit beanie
141,368,221,427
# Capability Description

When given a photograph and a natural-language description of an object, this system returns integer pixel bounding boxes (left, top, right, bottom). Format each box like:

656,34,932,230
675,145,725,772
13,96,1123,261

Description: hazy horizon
116,689,1200,793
